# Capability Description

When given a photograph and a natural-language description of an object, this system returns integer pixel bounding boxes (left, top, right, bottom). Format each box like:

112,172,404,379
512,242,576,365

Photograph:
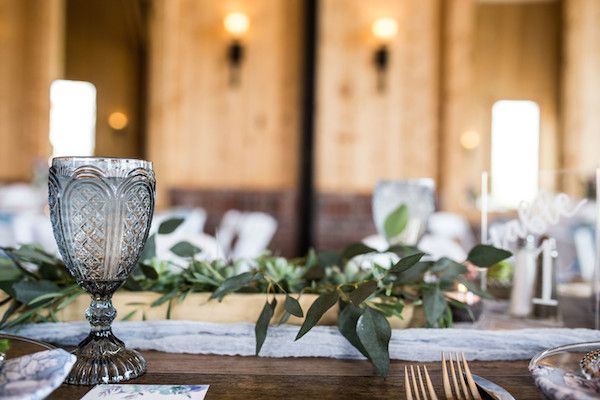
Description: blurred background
0,0,598,258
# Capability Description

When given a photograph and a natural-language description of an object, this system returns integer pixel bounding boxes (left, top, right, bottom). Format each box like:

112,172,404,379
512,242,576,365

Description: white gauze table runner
5,321,600,361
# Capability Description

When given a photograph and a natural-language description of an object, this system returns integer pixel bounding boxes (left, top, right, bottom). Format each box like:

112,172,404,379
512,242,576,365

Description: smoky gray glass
372,179,435,245
49,157,155,385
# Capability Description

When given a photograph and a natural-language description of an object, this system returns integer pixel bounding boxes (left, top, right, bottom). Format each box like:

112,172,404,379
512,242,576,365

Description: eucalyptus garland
0,207,511,376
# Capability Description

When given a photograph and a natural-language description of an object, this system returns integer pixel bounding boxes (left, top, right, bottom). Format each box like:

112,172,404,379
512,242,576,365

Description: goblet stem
86,295,117,333
65,293,146,385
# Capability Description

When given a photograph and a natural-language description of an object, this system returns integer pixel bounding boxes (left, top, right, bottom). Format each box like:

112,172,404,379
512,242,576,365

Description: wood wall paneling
0,0,64,181
315,0,441,194
148,0,303,206
562,0,600,187
440,0,561,212
65,0,144,158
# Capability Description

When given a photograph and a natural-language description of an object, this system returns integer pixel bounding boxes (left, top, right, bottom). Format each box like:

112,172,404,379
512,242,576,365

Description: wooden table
48,351,544,399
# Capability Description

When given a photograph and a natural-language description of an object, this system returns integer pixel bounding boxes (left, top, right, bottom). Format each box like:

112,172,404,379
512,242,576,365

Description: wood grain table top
48,351,544,399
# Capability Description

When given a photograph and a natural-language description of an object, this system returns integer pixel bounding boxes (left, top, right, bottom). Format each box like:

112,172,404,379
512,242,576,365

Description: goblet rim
51,156,152,175
52,156,151,165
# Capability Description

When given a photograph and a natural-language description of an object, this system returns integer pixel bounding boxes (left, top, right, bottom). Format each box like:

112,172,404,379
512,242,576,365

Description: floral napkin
81,384,210,399
0,348,76,400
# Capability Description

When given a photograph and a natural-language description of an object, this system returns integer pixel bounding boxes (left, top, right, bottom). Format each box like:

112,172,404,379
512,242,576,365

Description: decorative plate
530,341,600,400
0,333,76,400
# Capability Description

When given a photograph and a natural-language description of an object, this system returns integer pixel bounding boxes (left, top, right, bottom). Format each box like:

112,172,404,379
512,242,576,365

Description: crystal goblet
48,157,155,385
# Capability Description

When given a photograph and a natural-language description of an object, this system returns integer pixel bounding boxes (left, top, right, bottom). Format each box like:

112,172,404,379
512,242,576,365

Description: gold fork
441,352,481,400
405,364,438,400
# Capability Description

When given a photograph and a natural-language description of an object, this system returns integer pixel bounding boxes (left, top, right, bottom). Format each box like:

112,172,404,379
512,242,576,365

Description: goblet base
65,330,146,385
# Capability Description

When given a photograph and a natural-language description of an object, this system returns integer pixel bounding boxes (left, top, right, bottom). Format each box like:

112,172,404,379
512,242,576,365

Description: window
490,100,540,209
49,80,96,157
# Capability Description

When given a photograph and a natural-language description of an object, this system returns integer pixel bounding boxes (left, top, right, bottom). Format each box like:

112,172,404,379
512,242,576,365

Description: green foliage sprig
0,205,511,377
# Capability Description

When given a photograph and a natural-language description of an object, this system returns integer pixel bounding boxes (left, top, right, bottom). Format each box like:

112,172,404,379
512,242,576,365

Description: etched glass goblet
48,157,155,385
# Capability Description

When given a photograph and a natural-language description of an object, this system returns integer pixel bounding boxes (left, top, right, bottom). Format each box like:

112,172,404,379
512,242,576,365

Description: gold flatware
441,352,481,400
405,364,438,400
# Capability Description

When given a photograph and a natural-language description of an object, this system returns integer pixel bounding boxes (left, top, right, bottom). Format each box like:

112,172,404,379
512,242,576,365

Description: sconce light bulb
108,111,128,130
460,130,480,150
224,12,250,37
372,17,398,41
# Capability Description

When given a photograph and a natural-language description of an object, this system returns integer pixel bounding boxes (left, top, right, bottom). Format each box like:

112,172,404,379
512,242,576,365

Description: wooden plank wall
64,0,144,158
440,0,562,213
0,0,64,181
147,0,303,205
563,0,600,183
314,0,441,194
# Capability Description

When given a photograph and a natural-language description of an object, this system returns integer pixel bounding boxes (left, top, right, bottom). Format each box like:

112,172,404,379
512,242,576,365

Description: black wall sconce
224,12,250,87
371,17,398,93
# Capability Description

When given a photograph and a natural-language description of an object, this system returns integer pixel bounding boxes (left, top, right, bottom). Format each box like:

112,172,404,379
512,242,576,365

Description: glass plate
529,341,600,399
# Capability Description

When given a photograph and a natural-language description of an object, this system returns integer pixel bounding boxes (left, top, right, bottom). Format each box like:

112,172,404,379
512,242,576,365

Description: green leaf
349,280,378,306
459,278,494,299
284,295,303,318
158,218,185,234
337,303,368,358
295,292,339,341
388,252,425,274
255,298,276,355
0,339,10,353
150,290,178,307
356,307,391,376
13,280,60,305
394,261,432,283
0,301,22,328
140,264,159,280
170,242,202,258
387,244,421,258
423,285,447,326
0,267,22,282
210,272,256,300
433,258,468,283
140,234,156,261
56,292,82,311
369,301,404,319
121,310,137,321
467,244,512,268
12,245,58,265
384,204,408,240
341,243,376,260
26,292,63,305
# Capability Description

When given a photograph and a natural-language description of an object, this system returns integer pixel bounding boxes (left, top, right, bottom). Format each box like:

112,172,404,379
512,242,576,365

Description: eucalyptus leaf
295,292,339,340
433,258,468,283
384,204,408,240
170,242,202,258
459,278,494,299
255,298,276,355
210,272,256,300
341,243,376,260
356,307,391,377
121,310,137,321
140,233,156,261
26,292,63,305
13,280,60,305
0,339,10,353
337,303,368,358
388,252,425,274
284,294,303,318
158,218,185,234
394,261,432,283
150,290,178,307
0,267,22,282
140,264,159,280
349,280,378,306
422,285,447,326
467,244,512,268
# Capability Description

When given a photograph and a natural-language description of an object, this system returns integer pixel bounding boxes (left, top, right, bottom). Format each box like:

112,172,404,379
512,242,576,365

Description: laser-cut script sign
489,190,587,249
